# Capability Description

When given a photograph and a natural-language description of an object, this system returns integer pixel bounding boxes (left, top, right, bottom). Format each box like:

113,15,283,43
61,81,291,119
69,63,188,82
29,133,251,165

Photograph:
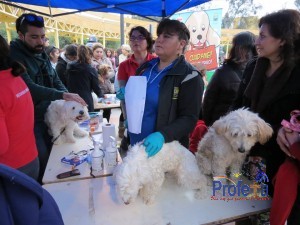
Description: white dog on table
45,100,90,144
196,108,273,183
114,141,208,205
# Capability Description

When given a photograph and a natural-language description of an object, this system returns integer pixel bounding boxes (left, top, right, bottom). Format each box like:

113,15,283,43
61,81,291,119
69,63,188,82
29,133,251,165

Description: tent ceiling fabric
3,0,209,18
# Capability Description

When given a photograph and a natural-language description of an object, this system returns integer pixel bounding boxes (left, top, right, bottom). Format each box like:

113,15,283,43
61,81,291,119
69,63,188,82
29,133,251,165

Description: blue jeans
34,121,53,182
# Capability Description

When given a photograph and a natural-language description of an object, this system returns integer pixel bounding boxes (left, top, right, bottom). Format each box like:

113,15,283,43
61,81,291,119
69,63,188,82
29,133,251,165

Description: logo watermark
211,171,270,202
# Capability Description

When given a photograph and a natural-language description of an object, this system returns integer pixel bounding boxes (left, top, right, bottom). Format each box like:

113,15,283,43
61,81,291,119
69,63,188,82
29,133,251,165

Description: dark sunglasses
20,15,44,26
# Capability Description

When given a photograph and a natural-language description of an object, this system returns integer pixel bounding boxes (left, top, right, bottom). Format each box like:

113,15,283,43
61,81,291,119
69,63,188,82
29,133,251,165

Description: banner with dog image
171,9,222,70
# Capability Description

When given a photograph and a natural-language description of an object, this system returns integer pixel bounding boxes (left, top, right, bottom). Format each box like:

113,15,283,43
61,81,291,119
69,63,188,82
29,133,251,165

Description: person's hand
143,132,165,157
116,87,125,100
63,93,87,106
277,127,299,158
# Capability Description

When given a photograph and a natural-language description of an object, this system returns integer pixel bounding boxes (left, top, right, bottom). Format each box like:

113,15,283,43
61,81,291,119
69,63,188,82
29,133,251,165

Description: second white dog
45,100,90,144
114,141,208,205
196,108,273,181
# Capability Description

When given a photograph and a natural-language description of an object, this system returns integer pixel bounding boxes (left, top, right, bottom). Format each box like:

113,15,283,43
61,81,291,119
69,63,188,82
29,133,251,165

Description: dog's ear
256,118,273,144
212,119,227,135
51,100,67,121
49,100,65,117
206,25,220,47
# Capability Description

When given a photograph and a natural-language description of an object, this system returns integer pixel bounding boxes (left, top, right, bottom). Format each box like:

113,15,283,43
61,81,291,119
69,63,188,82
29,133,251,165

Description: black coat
55,56,68,87
202,62,243,126
136,55,204,148
232,58,300,187
66,62,102,111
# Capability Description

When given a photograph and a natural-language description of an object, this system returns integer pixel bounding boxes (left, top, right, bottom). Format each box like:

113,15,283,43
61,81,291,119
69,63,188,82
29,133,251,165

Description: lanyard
147,61,173,84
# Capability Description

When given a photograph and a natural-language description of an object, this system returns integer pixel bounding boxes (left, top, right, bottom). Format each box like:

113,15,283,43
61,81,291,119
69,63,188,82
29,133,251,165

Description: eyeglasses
129,35,146,42
20,14,44,27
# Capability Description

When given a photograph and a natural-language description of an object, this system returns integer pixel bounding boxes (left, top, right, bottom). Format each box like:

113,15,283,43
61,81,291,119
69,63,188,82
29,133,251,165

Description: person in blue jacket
120,19,204,157
0,163,64,225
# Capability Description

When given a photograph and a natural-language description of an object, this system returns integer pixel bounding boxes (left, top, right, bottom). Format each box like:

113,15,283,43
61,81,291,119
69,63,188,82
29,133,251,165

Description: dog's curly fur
45,100,90,144
196,108,273,182
114,141,208,205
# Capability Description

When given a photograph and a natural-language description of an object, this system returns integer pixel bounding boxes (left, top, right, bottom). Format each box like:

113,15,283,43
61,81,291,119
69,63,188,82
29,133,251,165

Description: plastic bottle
105,136,117,167
91,139,104,172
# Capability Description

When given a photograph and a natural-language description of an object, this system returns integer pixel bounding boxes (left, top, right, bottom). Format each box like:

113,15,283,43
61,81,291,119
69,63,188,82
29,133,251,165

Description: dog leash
52,127,66,144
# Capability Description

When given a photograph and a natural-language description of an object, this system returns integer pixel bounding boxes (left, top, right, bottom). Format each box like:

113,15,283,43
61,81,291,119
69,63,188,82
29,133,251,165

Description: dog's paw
52,136,63,145
74,129,88,137
142,196,155,205
206,177,213,186
65,136,76,143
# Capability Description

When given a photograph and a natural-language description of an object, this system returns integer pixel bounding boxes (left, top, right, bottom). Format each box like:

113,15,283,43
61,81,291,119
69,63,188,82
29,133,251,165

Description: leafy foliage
295,0,300,10
222,0,262,28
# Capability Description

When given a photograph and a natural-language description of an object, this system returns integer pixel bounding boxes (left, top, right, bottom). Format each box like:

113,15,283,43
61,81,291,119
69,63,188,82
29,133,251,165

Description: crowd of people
0,9,300,225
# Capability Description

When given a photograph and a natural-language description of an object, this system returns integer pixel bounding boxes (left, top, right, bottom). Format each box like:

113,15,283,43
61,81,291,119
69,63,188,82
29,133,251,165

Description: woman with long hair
67,45,102,111
104,48,116,71
202,31,257,126
91,44,115,81
232,11,300,223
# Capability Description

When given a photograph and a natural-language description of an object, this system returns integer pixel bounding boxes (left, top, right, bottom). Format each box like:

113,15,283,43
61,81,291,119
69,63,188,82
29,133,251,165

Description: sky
205,0,298,16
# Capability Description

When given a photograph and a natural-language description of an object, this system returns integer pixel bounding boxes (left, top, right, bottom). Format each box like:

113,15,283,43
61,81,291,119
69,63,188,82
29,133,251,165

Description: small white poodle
114,141,208,205
196,108,273,181
45,100,90,144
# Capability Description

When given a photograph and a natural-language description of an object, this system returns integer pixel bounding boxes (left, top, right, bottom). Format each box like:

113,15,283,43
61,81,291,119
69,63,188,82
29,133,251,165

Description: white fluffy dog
114,141,208,205
45,100,90,144
196,108,273,181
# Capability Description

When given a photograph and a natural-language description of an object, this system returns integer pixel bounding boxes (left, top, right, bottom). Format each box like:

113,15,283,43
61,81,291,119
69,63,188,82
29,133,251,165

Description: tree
295,0,300,10
222,0,262,28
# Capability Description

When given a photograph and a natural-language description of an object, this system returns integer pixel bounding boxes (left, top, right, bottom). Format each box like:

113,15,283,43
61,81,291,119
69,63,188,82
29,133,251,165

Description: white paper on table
125,76,147,134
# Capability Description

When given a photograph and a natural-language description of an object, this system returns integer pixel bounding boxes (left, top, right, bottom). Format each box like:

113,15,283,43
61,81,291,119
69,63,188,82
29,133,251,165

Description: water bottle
91,140,104,172
105,136,117,167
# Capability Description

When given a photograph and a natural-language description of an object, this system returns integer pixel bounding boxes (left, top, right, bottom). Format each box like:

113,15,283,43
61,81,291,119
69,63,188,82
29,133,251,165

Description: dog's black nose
79,110,84,115
238,148,245,153
197,34,202,40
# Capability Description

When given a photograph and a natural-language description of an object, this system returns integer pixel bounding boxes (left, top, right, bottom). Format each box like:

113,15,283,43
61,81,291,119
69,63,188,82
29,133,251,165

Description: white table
43,121,122,184
94,102,120,110
94,94,120,110
44,176,271,225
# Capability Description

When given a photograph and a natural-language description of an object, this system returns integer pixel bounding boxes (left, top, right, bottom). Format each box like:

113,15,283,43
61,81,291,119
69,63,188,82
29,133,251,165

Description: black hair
45,45,58,56
16,13,44,34
65,44,78,57
129,26,153,52
157,18,190,52
225,31,257,66
0,34,26,76
259,9,300,64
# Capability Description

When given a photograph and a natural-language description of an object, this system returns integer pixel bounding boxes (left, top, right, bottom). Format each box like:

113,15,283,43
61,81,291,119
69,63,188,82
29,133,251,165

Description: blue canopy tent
0,0,210,20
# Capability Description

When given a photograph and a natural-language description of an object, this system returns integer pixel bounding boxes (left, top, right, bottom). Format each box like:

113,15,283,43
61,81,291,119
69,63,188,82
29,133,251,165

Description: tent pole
120,14,125,45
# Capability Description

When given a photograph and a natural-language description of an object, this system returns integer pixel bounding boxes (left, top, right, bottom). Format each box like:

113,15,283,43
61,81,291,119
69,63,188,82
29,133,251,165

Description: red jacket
0,69,38,168
270,142,300,225
189,120,208,153
118,53,156,82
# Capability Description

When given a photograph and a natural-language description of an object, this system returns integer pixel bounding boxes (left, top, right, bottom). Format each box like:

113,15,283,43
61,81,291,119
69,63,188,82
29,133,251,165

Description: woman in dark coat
67,45,102,112
232,10,300,205
202,31,256,126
